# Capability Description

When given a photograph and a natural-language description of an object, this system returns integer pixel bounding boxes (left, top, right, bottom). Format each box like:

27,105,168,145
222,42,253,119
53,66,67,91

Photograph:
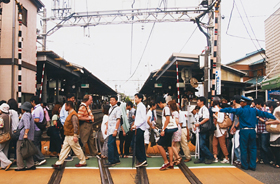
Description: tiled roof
245,76,265,85
226,49,265,65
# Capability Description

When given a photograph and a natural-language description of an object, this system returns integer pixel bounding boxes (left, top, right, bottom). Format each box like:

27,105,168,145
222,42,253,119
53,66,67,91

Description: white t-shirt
196,105,209,122
162,105,171,129
101,115,109,139
9,109,19,131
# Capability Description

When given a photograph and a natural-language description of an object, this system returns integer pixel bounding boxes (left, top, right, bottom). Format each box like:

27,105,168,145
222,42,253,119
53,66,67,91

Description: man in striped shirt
78,95,97,159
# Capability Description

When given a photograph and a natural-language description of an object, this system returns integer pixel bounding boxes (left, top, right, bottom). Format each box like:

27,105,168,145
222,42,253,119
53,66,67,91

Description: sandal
175,157,182,165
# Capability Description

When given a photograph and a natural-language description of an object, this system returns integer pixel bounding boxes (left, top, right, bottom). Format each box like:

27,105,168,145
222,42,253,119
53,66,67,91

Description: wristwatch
114,129,118,131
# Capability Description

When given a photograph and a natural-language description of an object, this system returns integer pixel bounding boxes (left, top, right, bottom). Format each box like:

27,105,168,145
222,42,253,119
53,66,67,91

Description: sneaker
220,158,229,164
205,159,213,164
52,164,62,170
26,165,36,170
159,162,170,171
75,163,87,167
37,159,46,166
104,162,115,167
234,160,241,166
194,159,204,164
65,156,73,162
213,158,219,163
259,159,264,164
136,161,147,168
34,161,39,166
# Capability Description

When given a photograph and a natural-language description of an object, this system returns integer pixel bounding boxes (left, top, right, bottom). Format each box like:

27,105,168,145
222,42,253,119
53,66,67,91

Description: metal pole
204,48,209,100
42,8,47,51
11,0,16,99
17,4,23,106
176,61,180,106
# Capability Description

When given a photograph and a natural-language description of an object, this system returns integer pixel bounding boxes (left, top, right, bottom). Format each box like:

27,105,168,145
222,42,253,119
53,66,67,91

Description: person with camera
78,95,97,159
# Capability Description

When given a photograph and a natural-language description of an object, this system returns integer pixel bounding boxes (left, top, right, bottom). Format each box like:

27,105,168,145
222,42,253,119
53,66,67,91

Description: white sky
38,0,280,96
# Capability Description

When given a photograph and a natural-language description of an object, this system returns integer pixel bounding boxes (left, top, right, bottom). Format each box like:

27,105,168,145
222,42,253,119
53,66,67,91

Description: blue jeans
199,133,214,162
108,135,120,164
258,133,273,163
234,133,241,162
240,129,257,169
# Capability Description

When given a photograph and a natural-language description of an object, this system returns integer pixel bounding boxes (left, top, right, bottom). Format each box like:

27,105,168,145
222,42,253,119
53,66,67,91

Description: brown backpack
218,114,233,129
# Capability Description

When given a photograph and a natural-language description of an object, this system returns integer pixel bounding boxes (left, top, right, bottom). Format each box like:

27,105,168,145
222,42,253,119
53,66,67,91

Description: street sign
215,70,221,95
81,84,89,88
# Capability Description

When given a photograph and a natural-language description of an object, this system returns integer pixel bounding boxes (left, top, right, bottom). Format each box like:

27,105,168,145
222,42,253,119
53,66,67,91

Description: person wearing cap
220,95,276,171
0,103,13,171
15,102,36,171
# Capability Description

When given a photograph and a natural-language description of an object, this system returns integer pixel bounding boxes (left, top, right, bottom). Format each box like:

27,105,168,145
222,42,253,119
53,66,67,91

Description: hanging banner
215,70,221,95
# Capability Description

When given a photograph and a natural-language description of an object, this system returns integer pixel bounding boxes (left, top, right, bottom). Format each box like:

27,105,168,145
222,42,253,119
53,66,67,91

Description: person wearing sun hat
220,95,276,171
15,101,36,171
0,103,13,171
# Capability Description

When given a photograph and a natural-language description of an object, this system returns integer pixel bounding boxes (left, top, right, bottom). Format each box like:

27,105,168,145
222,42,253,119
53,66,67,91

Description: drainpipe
11,0,16,98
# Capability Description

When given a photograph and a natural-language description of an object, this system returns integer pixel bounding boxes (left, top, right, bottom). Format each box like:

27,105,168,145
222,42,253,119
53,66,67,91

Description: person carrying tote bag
15,102,37,171
0,103,13,171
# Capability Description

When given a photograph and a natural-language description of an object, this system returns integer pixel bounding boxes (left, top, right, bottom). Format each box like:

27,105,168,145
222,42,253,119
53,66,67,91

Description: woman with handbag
212,98,230,164
266,101,280,168
48,104,62,157
15,102,36,171
0,103,13,171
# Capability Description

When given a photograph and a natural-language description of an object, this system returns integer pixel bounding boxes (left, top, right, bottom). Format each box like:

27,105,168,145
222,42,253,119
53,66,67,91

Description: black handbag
20,139,38,159
11,126,24,141
199,108,216,133
35,116,47,131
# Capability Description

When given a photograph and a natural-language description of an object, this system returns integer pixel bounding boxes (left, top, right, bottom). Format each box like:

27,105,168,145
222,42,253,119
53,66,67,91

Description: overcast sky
38,0,280,96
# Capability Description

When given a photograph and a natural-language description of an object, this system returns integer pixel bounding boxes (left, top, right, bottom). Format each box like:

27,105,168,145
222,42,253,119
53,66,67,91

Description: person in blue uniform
220,95,275,171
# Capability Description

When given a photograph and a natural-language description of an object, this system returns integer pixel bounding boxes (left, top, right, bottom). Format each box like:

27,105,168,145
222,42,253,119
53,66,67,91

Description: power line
123,22,156,84
226,0,265,42
179,26,198,53
239,0,268,58
227,0,265,60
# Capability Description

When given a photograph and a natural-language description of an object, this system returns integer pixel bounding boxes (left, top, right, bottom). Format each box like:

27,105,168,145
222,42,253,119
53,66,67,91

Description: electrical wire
123,22,156,84
130,0,136,74
179,26,198,53
228,0,265,60
239,0,268,58
226,0,265,42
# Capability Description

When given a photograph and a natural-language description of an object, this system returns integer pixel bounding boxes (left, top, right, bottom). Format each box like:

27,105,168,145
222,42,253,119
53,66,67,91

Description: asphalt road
240,163,280,184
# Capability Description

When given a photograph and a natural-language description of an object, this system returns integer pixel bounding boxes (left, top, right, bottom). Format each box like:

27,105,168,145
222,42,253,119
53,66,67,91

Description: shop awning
261,75,280,90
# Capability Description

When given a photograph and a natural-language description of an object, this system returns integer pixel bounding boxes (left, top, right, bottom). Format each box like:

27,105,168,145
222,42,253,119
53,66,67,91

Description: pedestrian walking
220,95,275,171
255,99,274,165
59,93,75,161
156,96,178,170
0,103,13,171
145,102,157,158
15,102,35,171
229,95,241,165
266,101,280,168
124,101,136,158
101,105,110,159
104,96,121,167
131,93,148,167
212,97,229,164
194,97,214,164
119,103,130,158
78,95,97,159
52,101,87,170
48,104,63,157
30,96,46,166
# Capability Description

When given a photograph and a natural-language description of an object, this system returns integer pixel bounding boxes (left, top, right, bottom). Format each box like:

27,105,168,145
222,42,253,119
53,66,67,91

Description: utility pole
11,0,16,98
42,8,47,51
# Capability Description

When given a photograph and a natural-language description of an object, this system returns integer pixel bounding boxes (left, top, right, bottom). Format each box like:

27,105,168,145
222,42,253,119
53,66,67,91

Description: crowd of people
1,92,280,172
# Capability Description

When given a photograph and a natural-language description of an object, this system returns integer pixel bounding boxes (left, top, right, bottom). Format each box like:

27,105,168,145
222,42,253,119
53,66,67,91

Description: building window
22,7,27,27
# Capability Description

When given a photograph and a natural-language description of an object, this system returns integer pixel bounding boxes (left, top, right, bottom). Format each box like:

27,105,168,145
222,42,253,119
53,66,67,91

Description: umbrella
132,129,137,168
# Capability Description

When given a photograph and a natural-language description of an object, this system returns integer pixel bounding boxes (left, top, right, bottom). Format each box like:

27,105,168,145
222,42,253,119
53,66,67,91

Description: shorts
157,131,174,147
144,129,150,144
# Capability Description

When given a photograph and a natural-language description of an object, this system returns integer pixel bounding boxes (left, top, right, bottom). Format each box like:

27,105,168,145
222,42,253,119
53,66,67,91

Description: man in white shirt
131,93,148,167
104,96,121,167
194,97,214,164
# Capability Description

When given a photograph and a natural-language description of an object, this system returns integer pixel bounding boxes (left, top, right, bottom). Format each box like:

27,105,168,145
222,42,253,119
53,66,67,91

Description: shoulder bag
266,119,280,133
218,114,233,129
199,108,216,133
20,139,38,159
0,115,11,144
